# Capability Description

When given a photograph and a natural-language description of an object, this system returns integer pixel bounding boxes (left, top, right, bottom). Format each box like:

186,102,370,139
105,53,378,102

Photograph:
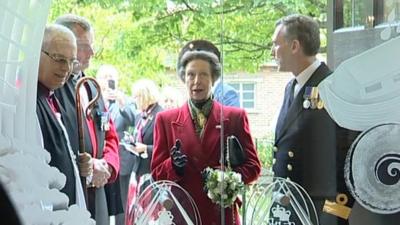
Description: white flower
202,167,244,208
217,170,224,182
208,191,215,199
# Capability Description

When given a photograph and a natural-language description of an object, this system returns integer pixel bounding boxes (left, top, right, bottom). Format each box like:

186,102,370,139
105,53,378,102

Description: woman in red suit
151,40,261,225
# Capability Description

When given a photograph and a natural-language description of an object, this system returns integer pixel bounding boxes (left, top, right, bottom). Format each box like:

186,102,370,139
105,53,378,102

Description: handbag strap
226,135,232,169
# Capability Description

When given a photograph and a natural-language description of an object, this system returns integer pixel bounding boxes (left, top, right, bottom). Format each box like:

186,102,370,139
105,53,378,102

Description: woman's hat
178,40,221,65
177,40,221,82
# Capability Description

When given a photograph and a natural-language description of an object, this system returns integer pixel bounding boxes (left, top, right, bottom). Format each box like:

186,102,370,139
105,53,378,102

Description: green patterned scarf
188,98,213,137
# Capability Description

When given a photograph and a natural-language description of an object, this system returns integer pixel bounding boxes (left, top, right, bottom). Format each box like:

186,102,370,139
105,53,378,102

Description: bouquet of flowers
202,167,244,208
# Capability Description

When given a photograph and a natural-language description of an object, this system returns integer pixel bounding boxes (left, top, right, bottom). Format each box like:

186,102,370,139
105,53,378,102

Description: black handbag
226,135,247,167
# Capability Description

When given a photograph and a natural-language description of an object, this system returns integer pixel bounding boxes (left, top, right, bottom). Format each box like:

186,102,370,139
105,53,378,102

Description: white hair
42,24,76,50
96,64,119,80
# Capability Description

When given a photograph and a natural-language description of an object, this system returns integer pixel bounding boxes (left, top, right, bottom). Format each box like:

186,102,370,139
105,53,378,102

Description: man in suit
36,24,89,208
271,14,357,225
54,14,121,225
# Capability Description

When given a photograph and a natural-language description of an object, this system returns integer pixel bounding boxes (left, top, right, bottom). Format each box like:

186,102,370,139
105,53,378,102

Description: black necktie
288,79,297,106
275,79,297,138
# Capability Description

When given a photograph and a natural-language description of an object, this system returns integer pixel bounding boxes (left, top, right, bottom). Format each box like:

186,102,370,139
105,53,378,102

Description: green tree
48,0,326,92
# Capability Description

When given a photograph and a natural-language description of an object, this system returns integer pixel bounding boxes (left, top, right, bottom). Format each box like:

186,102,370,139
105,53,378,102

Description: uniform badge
303,87,312,109
303,100,311,109
310,87,319,109
317,100,324,109
303,86,323,110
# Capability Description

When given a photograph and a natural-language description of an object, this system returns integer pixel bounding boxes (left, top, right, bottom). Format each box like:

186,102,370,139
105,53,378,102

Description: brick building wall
226,65,292,139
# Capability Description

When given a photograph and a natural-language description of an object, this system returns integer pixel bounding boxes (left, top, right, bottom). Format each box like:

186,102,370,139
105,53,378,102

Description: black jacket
273,63,358,225
37,84,76,205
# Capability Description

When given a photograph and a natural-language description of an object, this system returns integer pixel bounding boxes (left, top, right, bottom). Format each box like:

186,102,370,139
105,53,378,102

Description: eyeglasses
41,50,80,71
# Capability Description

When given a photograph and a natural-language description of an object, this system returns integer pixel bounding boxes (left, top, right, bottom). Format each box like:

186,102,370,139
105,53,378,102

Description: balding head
42,24,77,50
38,24,77,90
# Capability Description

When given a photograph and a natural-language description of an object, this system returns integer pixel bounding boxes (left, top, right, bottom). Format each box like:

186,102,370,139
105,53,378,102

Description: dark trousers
115,174,130,225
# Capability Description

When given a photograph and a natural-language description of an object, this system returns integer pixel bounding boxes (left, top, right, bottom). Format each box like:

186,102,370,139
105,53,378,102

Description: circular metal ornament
345,123,400,214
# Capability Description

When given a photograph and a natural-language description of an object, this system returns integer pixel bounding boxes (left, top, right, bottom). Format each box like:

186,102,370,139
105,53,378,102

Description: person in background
95,64,136,225
95,64,137,132
124,79,163,222
271,14,358,225
213,79,240,107
160,86,184,110
96,64,129,118
151,40,261,225
54,14,121,225
36,24,88,208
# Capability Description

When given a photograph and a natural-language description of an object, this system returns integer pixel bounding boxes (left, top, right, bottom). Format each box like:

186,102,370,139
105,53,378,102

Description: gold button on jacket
287,164,293,171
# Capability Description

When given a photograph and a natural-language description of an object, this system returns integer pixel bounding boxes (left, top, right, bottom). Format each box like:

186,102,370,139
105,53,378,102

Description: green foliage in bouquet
202,167,244,208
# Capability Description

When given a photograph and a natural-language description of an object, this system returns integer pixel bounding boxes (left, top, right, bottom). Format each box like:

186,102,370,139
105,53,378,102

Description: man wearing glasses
36,24,90,208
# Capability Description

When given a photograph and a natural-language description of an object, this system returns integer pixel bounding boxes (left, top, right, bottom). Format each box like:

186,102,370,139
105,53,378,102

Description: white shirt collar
293,59,321,97
295,59,321,86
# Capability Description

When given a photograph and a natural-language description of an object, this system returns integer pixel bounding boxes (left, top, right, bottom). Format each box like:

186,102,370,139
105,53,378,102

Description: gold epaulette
323,193,351,220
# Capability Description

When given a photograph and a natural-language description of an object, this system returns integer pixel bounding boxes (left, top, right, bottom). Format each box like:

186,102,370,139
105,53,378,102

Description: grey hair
276,14,320,56
96,64,119,80
42,24,76,50
55,14,92,33
178,50,221,83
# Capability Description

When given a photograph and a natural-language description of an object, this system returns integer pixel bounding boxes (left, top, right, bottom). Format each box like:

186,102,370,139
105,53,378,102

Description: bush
255,134,275,169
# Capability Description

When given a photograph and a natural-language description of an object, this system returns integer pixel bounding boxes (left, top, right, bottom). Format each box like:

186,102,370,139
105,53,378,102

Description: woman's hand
170,139,187,176
125,142,147,158
132,142,147,154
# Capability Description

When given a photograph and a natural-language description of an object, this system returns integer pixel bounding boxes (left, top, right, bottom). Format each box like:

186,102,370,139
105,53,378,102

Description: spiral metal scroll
345,123,400,214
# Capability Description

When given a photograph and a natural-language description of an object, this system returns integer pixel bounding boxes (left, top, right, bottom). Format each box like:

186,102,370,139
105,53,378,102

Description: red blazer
151,101,261,225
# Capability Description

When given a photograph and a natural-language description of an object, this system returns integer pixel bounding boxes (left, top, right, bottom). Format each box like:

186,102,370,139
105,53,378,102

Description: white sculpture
0,0,94,224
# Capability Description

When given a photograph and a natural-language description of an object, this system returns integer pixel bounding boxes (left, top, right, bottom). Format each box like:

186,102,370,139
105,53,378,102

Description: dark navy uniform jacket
273,63,359,225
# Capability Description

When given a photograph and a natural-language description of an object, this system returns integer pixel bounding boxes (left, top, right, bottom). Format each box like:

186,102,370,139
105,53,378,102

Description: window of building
334,0,400,30
383,0,400,23
229,82,255,110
